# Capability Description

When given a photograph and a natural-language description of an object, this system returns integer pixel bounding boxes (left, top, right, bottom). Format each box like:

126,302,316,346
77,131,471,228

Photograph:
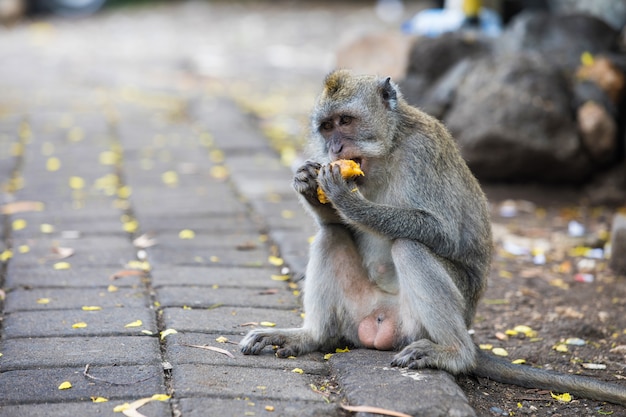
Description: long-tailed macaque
240,70,626,406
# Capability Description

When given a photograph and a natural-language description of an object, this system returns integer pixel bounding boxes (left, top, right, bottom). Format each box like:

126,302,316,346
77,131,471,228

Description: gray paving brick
8,235,135,269
138,214,260,235
163,332,329,375
0,336,161,371
171,363,324,402
156,286,299,310
0,365,165,405
0,400,170,417
178,396,337,417
3,307,157,338
5,264,145,289
151,265,280,288
147,246,269,268
4,287,149,313
161,306,303,335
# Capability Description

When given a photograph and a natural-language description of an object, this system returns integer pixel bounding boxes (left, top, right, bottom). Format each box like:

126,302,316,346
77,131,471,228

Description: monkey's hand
317,163,361,208
293,161,343,224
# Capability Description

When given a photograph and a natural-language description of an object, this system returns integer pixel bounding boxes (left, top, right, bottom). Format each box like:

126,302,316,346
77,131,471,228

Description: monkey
240,70,626,406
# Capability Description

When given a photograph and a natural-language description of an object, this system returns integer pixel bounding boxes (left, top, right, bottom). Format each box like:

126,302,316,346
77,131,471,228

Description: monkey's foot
391,339,474,374
239,328,314,358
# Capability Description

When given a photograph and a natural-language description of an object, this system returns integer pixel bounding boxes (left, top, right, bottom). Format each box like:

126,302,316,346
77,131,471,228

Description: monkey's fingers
239,329,287,355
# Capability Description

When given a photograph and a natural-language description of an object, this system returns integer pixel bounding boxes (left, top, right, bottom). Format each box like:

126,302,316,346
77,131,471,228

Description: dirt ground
455,186,626,416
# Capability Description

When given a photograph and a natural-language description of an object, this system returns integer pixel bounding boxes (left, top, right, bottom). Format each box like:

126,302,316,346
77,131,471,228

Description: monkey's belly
357,308,397,351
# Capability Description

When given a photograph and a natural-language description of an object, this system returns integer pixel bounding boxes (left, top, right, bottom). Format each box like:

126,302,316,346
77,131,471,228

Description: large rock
444,52,593,183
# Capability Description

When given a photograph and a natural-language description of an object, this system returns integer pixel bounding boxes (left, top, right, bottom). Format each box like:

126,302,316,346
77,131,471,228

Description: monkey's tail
473,348,626,406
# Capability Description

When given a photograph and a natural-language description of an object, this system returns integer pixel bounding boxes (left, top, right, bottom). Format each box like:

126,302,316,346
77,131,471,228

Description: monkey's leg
390,239,476,374
240,224,374,357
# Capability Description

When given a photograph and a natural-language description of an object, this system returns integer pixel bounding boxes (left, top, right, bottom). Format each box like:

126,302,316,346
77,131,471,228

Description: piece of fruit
317,159,364,204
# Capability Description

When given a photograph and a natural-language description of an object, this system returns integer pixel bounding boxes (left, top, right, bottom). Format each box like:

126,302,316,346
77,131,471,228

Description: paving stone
138,214,260,235
156,286,299,309
331,350,476,417
8,235,135,269
163,331,329,375
8,211,125,236
147,246,270,268
5,264,145,289
0,336,161,371
0,400,170,417
151,265,280,288
178,396,337,417
0,365,165,406
171,363,324,402
4,286,150,312
3,307,157,338
161,306,303,335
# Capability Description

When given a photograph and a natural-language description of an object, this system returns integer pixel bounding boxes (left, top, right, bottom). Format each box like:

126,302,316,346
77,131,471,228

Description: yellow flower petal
53,262,71,270
0,250,12,262
58,381,72,390
113,403,130,412
270,274,289,281
12,219,27,231
18,245,30,254
268,256,283,266
68,176,85,190
160,328,178,339
151,394,171,401
178,229,195,239
550,392,572,403
46,157,61,171
91,396,108,403
260,321,276,327
36,298,51,304
72,322,87,329
82,306,102,311
324,353,333,360
40,223,54,234
291,368,304,374
215,336,229,343
512,359,527,365
162,170,179,186
492,348,508,357
124,320,142,328
335,347,350,353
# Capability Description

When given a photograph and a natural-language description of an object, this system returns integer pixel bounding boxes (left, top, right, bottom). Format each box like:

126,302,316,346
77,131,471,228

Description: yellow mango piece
317,159,364,204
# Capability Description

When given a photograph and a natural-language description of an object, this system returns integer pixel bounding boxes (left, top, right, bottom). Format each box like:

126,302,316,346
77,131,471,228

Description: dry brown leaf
179,343,235,359
110,270,146,280
236,241,257,251
340,403,412,417
240,322,259,327
0,201,44,215
258,289,279,295
51,246,75,260
132,234,157,249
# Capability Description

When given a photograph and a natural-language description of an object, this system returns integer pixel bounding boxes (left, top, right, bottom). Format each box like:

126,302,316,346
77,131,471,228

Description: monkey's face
311,70,400,176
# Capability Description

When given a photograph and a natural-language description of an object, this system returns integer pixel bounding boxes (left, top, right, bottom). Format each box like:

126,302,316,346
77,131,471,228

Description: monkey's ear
380,77,398,110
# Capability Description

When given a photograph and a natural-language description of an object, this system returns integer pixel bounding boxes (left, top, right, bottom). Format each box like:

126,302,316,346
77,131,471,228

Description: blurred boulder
444,52,592,183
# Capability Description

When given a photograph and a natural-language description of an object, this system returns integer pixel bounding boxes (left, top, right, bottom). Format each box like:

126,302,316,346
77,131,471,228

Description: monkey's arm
318,164,459,257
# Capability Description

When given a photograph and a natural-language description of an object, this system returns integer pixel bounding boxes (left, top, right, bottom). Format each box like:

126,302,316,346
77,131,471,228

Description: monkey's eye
320,120,334,132
339,115,353,126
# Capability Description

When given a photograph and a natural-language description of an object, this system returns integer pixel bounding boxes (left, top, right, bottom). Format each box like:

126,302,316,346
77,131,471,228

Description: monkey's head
310,70,401,176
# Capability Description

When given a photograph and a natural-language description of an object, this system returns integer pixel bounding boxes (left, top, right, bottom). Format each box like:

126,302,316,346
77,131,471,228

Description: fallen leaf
160,329,178,340
82,306,102,311
268,256,284,266
17,245,30,254
179,343,235,359
51,246,74,260
162,170,179,186
12,219,27,231
291,368,304,374
124,320,143,328
335,347,350,353
91,396,109,403
0,201,44,214
260,321,276,327
340,403,411,417
215,336,229,343
324,353,333,360
72,322,87,329
0,250,12,262
58,381,72,390
110,269,146,280
68,176,85,190
512,359,527,365
125,260,151,271
53,262,71,270
178,229,195,239
270,274,289,281
264,405,275,412
492,348,509,357
550,392,572,403
36,298,51,304
133,234,157,249
479,344,493,350
40,223,54,234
